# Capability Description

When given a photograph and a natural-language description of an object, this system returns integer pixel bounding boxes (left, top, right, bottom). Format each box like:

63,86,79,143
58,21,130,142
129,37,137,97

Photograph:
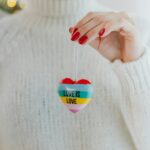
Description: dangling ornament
58,78,93,113
57,41,94,114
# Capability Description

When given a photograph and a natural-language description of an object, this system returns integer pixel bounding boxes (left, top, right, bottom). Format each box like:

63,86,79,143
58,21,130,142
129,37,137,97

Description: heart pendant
58,78,94,113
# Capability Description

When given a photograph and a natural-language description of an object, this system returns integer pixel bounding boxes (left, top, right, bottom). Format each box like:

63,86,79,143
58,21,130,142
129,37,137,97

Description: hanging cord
73,36,101,81
97,37,101,51
74,44,78,81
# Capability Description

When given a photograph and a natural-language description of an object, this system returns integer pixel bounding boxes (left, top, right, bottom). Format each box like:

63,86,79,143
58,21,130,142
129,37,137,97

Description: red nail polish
99,28,105,37
79,35,88,45
71,32,80,41
72,28,78,34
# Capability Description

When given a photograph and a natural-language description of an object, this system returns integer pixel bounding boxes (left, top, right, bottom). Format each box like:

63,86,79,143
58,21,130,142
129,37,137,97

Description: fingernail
72,28,78,34
71,32,80,41
99,28,105,37
79,35,88,45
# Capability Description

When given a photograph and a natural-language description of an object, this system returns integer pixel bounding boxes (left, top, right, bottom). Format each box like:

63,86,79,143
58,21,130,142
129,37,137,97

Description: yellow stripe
60,97,91,104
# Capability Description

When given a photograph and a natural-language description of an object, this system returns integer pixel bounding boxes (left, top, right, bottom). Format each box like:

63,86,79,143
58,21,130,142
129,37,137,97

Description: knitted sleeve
111,16,150,95
112,16,150,149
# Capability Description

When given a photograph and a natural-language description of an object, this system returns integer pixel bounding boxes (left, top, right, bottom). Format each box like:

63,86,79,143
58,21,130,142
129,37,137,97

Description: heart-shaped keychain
57,40,96,113
58,78,93,113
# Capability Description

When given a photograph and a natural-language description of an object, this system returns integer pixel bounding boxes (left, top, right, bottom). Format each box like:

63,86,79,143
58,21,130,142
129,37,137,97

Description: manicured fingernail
71,32,80,41
79,35,88,45
99,28,105,37
72,28,78,34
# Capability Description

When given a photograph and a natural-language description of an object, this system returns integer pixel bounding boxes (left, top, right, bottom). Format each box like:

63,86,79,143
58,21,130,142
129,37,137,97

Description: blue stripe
58,84,93,92
58,90,93,98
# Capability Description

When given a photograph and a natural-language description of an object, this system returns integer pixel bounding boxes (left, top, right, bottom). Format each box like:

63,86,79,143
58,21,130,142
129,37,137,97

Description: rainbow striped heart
58,78,94,113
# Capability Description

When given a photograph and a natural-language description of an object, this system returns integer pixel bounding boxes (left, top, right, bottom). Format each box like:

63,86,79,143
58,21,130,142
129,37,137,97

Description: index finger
72,12,96,32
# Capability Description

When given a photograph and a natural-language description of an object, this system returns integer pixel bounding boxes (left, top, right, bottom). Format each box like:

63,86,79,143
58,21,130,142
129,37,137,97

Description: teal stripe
58,84,93,92
58,90,93,98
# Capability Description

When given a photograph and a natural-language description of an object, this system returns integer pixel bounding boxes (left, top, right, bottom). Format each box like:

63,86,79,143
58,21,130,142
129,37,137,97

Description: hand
69,11,144,62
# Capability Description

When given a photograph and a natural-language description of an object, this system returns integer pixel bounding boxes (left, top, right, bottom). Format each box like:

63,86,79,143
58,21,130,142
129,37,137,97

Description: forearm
111,45,150,94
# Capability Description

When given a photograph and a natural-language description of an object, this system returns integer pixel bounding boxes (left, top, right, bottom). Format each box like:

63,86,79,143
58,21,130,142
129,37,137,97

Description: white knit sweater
0,0,150,150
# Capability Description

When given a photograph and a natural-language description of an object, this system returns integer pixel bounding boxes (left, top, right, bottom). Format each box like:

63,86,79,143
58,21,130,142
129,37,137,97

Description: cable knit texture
0,0,150,150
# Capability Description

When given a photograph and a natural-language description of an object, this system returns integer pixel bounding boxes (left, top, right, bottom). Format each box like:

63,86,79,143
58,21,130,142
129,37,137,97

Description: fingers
71,17,103,44
69,11,135,45
73,12,98,30
70,20,105,45
101,19,134,38
70,12,95,35
69,12,105,45
85,23,105,44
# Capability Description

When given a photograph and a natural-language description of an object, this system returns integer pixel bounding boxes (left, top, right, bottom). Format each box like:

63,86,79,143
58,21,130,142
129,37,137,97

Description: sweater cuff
111,45,150,94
